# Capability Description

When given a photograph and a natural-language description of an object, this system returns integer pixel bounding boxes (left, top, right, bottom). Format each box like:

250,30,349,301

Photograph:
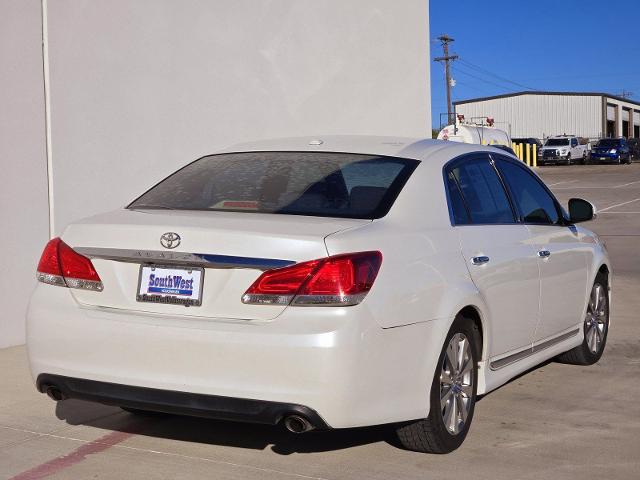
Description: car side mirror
568,198,596,223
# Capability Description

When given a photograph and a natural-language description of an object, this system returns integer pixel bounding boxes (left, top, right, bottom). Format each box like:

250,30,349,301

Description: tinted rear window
128,152,419,219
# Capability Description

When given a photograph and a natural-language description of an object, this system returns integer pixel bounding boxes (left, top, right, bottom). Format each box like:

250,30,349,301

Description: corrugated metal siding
454,94,603,139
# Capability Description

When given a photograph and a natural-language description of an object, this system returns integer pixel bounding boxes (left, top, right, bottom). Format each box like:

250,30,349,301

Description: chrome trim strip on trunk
489,328,580,371
75,247,295,271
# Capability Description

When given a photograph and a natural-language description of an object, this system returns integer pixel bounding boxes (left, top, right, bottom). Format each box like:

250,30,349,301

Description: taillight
242,251,382,306
36,238,103,291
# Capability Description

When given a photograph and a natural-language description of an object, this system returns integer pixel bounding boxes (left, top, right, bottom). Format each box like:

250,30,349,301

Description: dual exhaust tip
44,385,67,402
44,385,314,433
283,414,315,433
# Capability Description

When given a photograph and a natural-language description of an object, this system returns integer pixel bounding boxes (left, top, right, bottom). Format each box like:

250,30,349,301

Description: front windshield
596,139,621,148
545,139,570,146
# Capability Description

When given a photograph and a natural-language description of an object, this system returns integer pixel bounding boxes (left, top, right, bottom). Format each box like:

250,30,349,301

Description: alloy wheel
440,333,474,435
585,283,608,354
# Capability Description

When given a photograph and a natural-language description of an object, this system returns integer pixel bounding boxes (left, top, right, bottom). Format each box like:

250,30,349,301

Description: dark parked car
589,138,631,164
628,138,640,160
491,144,517,156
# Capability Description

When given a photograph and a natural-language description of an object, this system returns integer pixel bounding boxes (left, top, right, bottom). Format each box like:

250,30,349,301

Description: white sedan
27,136,611,453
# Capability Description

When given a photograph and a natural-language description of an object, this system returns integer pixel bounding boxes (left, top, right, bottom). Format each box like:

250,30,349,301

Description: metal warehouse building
454,91,640,140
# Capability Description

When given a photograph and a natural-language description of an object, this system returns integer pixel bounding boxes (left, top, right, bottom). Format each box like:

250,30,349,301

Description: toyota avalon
27,136,611,453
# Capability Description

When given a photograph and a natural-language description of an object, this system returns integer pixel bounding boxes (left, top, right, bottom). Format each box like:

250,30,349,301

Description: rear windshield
128,152,419,219
596,139,622,148
545,138,570,146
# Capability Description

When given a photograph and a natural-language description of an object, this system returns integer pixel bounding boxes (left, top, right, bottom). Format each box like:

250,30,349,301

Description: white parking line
614,180,640,188
551,185,630,189
599,198,640,212
1,425,332,480
547,180,579,187
599,211,640,214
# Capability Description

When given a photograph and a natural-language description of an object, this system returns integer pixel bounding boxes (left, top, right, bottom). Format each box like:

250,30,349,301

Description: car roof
216,135,503,166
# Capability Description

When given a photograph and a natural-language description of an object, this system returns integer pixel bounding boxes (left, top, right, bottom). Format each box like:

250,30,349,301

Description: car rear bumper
539,155,569,163
590,154,620,162
37,373,329,428
27,284,449,428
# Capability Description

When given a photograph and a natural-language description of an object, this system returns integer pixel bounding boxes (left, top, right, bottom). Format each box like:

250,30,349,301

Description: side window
571,138,578,147
448,157,515,224
495,158,561,225
445,171,471,224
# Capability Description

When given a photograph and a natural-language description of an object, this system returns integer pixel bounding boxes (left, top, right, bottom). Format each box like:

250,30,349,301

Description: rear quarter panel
324,159,481,330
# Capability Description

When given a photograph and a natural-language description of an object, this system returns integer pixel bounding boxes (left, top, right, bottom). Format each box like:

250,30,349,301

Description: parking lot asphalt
2,164,640,480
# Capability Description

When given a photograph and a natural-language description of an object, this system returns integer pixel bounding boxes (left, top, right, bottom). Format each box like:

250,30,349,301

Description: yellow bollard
532,144,537,167
517,143,522,161
526,143,531,167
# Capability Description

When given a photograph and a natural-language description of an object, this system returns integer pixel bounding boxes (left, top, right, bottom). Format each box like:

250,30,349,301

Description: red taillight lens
242,251,382,306
36,238,66,287
37,238,63,276
36,237,103,291
58,241,101,282
242,259,320,305
246,260,320,296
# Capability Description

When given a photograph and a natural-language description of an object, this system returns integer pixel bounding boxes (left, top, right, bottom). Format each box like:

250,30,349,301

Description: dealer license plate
136,265,204,307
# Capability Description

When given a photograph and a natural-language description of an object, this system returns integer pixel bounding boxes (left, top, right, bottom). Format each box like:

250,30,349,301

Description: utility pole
434,34,458,125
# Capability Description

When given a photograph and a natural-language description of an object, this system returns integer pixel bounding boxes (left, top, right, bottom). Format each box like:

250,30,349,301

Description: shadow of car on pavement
55,399,404,455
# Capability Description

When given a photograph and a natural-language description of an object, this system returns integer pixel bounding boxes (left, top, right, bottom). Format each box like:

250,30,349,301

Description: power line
457,58,537,91
528,71,640,81
452,65,519,92
451,79,492,94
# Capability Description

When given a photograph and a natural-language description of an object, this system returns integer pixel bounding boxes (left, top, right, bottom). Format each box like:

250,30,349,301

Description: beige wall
0,0,50,348
1,0,430,347
47,0,431,234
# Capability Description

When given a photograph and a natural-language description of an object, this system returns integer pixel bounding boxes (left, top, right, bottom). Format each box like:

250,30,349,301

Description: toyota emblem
160,232,181,249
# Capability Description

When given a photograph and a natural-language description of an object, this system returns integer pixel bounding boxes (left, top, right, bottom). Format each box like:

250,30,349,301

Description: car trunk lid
62,208,370,321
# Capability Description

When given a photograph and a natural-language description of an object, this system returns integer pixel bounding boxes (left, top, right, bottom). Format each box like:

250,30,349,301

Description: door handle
537,249,551,258
471,256,490,265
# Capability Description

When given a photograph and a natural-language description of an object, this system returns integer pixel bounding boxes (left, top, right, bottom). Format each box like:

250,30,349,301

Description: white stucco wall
1,0,431,347
0,0,50,348
47,0,431,234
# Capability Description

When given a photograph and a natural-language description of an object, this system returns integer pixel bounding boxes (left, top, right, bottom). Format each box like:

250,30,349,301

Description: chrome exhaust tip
284,414,314,433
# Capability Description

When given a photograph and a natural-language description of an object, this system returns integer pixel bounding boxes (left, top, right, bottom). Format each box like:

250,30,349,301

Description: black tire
566,154,572,166
395,314,480,453
581,152,587,165
557,273,609,366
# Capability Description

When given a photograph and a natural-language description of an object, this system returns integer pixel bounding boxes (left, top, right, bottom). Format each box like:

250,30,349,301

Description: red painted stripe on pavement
9,430,133,480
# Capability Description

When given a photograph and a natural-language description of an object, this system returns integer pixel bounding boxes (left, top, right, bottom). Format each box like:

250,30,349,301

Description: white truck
539,135,589,165
437,123,511,147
